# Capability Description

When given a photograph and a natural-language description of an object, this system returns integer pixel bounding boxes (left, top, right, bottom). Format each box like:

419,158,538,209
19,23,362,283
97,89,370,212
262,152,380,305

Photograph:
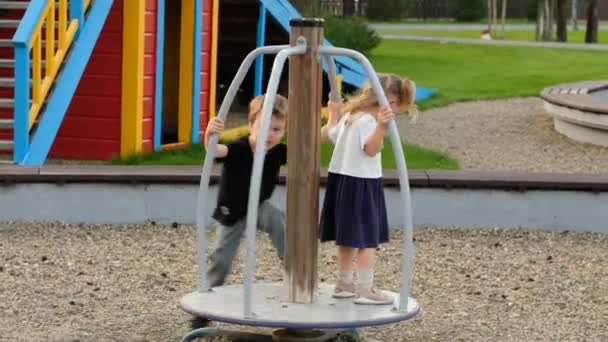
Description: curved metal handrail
325,56,341,103
195,44,290,293
196,41,413,318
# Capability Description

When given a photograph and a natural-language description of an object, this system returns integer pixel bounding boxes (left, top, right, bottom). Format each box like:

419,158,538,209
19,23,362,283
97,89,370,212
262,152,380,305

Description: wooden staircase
0,1,29,163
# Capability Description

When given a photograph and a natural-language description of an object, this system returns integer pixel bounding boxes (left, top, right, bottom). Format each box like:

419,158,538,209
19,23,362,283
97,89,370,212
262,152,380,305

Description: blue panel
257,0,436,99
154,0,166,151
22,0,114,166
415,86,436,102
259,0,368,84
191,0,203,143
12,1,48,161
12,1,47,44
69,0,85,38
254,3,267,96
12,47,29,163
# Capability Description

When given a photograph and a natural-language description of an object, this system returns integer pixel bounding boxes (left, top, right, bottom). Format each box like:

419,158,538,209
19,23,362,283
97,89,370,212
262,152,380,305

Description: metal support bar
195,44,289,293
243,38,307,318
181,327,273,342
324,56,340,103
181,327,355,342
318,46,415,312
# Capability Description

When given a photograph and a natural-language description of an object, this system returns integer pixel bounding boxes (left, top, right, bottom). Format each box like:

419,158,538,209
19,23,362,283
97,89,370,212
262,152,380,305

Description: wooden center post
285,18,324,303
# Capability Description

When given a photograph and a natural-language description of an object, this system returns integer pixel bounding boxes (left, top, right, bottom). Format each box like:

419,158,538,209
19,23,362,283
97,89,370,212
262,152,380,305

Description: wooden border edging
2,165,608,192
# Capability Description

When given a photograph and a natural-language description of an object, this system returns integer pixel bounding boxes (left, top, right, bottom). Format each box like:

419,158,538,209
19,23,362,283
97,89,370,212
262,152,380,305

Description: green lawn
371,39,608,109
377,28,608,44
115,139,459,170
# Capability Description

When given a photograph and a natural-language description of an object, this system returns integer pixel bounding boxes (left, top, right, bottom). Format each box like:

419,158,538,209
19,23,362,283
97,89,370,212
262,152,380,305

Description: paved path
381,34,608,50
371,23,608,31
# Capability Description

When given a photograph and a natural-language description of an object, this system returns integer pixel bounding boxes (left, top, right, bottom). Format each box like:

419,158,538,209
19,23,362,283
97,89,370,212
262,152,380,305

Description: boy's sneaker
332,282,357,298
354,287,395,305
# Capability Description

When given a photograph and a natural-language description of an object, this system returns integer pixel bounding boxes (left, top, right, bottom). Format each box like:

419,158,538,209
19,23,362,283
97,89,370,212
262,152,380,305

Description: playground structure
179,18,419,341
0,0,435,166
1,4,607,342
541,80,608,147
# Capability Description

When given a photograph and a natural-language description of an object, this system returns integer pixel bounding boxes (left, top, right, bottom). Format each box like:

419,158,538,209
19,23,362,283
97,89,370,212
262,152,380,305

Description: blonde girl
320,74,416,305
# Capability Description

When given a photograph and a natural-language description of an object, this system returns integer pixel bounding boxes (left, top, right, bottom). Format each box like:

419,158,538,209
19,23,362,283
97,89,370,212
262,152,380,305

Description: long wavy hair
345,73,418,123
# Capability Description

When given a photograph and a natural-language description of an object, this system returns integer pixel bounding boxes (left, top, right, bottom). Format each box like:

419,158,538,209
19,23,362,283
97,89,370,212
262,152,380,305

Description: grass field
115,138,460,170
370,39,608,109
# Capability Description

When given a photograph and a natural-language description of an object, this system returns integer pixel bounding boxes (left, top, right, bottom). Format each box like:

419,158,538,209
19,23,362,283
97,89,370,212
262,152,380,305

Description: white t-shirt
328,112,382,179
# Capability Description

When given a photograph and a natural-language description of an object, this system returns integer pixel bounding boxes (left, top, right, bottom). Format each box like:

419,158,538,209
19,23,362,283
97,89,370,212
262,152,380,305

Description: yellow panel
178,0,194,143
45,1,55,77
209,0,219,119
58,0,67,47
27,1,78,129
121,0,145,157
32,36,41,103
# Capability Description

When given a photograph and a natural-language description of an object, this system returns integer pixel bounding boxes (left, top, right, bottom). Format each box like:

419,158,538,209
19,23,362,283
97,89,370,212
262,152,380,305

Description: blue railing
11,0,89,163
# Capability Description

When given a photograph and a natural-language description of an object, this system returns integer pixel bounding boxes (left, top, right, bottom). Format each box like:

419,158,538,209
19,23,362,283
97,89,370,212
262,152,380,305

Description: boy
204,94,288,288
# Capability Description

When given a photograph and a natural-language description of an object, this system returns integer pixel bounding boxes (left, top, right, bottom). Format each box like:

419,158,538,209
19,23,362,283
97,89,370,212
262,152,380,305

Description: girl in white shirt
320,74,417,305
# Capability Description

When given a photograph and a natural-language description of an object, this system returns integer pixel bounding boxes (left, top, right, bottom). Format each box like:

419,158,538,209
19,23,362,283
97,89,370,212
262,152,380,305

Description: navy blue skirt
320,172,389,248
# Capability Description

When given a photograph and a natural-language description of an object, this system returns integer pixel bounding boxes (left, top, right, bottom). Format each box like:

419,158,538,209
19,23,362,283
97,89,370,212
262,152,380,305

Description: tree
492,0,498,35
451,0,485,22
487,0,508,39
536,0,555,41
585,0,599,43
343,0,355,16
556,0,568,42
366,0,406,21
500,0,507,38
291,0,316,14
571,0,579,30
487,0,494,34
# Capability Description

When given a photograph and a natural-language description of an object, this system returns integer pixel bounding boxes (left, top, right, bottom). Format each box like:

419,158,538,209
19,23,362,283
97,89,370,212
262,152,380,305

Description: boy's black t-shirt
213,136,287,226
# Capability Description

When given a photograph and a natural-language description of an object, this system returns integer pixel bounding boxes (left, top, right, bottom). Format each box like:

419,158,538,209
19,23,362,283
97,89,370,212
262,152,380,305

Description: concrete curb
2,165,608,192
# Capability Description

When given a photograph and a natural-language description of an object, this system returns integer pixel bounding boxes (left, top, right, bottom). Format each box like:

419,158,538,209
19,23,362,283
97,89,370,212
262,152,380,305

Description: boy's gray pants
207,201,285,287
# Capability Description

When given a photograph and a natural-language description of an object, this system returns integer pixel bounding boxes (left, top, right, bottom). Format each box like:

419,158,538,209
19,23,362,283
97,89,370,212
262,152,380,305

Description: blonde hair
248,94,288,125
345,73,418,123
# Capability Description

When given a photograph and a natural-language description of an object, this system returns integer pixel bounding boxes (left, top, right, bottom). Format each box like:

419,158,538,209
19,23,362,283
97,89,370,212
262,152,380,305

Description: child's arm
204,118,229,158
321,100,342,141
363,107,394,156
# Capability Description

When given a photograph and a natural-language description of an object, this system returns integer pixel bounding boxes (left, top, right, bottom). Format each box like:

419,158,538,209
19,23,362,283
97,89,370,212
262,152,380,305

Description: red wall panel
143,0,157,153
49,1,124,160
199,0,213,140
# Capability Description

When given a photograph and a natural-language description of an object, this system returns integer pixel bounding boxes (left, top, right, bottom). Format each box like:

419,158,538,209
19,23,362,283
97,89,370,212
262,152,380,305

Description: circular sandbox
541,80,608,146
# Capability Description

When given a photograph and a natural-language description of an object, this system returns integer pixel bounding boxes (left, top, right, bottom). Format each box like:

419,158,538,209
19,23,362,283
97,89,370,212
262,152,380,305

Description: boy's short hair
248,94,288,125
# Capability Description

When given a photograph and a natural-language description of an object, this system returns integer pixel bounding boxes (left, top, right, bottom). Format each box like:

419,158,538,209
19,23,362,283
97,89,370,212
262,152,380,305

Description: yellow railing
28,0,91,129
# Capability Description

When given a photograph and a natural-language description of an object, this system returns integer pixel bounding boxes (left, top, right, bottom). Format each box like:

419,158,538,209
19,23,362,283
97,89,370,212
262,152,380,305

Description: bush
323,16,381,57
450,0,486,22
366,0,406,21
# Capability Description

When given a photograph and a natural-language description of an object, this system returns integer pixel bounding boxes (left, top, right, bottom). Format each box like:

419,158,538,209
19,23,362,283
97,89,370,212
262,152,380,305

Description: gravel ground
399,97,608,173
1,222,607,341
